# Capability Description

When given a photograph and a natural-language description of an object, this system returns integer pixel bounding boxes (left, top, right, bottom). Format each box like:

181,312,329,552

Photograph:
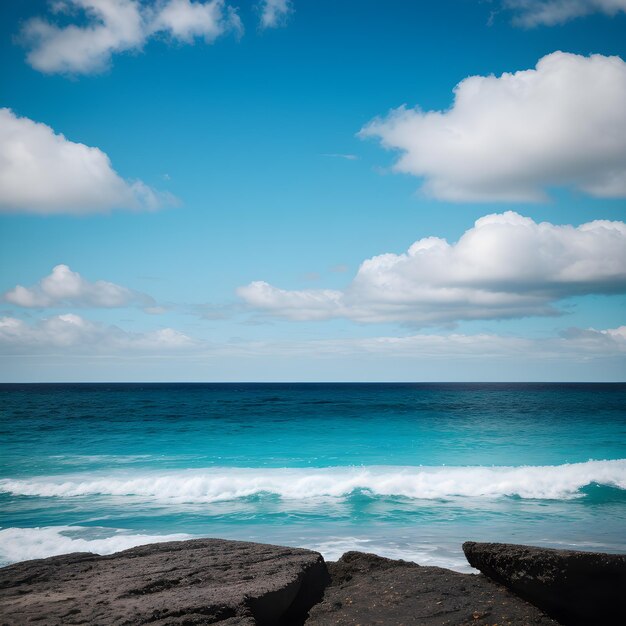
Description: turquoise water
1,383,625,571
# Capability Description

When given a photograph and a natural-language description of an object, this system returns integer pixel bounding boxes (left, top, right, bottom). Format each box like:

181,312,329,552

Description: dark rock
0,538,330,625
463,541,626,625
4,538,622,625
306,551,558,625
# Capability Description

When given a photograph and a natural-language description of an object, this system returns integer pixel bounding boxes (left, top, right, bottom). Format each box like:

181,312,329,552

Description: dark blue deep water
1,383,625,570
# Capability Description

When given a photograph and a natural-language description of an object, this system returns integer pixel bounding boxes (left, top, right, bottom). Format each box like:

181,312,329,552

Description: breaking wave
1,459,625,503
0,526,190,566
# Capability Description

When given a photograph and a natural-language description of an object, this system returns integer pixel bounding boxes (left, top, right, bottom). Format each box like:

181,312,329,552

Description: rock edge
463,541,626,625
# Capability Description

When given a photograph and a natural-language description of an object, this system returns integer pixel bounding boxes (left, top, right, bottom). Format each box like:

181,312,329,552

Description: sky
0,0,625,382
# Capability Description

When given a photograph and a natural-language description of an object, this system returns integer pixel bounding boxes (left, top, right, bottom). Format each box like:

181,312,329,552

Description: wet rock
305,551,558,625
0,538,330,625
463,541,626,625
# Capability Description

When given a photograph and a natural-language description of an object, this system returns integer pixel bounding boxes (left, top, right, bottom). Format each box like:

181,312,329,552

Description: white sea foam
300,537,474,572
1,459,624,503
0,526,190,566
0,526,474,571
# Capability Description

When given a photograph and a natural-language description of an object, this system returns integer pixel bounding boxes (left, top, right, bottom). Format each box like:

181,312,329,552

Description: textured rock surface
306,551,558,625
4,539,625,625
0,538,330,625
463,541,626,625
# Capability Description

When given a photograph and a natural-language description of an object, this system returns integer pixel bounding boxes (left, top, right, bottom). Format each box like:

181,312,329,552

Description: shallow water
1,383,625,571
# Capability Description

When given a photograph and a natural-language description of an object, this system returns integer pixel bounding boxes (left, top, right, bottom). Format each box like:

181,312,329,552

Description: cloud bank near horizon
3,305,623,369
238,211,626,326
0,314,194,354
361,52,626,202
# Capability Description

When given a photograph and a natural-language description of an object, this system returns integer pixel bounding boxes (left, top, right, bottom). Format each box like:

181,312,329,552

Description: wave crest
1,460,625,503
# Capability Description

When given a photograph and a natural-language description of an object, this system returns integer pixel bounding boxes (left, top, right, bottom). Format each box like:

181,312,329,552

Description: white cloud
151,0,242,42
1,313,624,368
360,52,626,202
561,324,626,345
0,314,194,354
238,211,626,325
0,108,169,214
258,0,292,29
4,265,157,310
503,0,626,27
21,0,242,75
243,327,626,362
22,0,145,74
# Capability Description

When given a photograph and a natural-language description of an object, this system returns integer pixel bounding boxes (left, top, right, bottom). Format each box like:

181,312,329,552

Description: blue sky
1,0,625,381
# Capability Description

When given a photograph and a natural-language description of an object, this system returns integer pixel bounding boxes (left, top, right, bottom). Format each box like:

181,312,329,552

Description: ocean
1,383,625,572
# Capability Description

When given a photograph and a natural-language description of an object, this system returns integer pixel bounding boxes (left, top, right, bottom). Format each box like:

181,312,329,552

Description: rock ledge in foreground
463,541,626,625
0,538,330,625
306,550,558,625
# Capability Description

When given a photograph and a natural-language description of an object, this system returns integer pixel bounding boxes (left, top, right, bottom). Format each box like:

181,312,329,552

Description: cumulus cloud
238,212,626,325
0,108,170,214
258,0,292,29
151,0,242,42
0,314,194,354
21,0,242,75
360,52,626,202
3,265,157,310
503,0,626,27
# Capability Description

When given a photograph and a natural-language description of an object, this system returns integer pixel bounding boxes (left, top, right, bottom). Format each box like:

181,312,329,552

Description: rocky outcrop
2,538,625,625
463,541,626,625
0,538,330,625
306,551,558,625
